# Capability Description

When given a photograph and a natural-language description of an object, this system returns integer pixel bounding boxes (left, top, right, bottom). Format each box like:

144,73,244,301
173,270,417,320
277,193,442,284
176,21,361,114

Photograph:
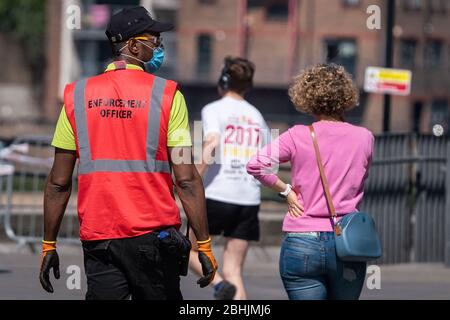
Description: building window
412,101,423,133
324,39,357,76
399,39,417,68
424,39,443,69
196,34,212,78
342,0,361,7
198,0,216,5
248,0,289,20
428,0,447,13
266,0,289,21
74,39,113,77
248,0,264,9
94,0,139,4
430,99,449,134
402,0,422,11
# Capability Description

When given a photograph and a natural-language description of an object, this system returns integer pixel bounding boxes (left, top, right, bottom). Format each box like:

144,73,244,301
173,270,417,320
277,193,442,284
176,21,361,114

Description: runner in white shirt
189,57,270,300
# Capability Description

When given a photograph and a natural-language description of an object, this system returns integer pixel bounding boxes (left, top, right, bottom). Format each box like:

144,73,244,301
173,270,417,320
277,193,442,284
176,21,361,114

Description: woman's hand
286,191,304,218
269,178,304,218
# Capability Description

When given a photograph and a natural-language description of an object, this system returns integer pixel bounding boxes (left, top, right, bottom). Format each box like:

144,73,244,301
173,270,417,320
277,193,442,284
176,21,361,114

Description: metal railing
0,163,14,238
0,136,79,249
363,134,448,265
1,133,448,265
263,133,449,265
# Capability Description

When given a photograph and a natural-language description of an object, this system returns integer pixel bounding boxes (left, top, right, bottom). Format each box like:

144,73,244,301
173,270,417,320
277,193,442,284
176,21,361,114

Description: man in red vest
39,6,217,300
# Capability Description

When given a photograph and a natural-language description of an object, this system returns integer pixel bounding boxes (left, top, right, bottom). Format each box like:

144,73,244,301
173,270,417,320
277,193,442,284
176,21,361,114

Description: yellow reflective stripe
104,62,143,72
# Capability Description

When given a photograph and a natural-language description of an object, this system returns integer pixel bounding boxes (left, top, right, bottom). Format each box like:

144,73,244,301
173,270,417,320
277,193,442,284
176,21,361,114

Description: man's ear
127,38,139,55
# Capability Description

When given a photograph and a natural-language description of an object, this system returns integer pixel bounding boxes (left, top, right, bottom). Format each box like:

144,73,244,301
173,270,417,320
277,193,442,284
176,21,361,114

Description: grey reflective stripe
73,79,96,174
80,159,170,173
73,77,171,174
147,77,166,161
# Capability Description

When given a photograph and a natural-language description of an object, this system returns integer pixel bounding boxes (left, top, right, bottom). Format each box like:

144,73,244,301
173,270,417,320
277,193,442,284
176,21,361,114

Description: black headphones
218,57,254,92
218,59,232,91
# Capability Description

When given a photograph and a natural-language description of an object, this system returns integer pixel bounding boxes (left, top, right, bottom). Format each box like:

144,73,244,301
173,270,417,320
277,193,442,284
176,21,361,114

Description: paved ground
1,241,450,300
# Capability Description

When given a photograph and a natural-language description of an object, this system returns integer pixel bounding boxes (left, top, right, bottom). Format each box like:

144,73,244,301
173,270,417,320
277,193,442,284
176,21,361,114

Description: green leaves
0,0,45,79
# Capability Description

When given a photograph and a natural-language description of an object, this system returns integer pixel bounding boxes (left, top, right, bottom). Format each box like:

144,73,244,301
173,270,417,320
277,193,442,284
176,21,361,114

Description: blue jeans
279,232,367,300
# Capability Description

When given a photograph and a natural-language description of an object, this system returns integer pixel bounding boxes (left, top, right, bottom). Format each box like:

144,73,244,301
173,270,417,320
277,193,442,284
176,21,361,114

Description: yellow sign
364,67,412,96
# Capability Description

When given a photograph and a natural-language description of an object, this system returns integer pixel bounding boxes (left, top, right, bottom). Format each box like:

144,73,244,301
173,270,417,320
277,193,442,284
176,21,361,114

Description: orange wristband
196,237,211,245
42,241,57,253
197,238,212,252
196,238,218,272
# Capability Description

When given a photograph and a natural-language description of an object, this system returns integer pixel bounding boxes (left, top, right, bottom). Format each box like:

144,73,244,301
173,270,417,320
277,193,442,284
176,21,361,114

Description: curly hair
288,63,358,117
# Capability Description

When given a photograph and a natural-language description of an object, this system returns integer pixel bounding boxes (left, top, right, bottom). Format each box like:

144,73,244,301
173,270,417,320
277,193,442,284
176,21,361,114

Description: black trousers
82,231,183,300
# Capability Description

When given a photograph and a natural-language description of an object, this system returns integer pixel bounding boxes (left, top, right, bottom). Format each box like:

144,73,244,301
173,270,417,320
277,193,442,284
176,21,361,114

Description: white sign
364,67,412,96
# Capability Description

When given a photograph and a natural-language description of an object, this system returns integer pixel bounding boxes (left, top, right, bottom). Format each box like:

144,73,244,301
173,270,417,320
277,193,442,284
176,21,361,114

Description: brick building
42,0,179,123
176,0,450,134
37,0,450,134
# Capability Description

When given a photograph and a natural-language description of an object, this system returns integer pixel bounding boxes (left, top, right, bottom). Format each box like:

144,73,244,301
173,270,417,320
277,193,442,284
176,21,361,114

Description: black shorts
206,198,260,241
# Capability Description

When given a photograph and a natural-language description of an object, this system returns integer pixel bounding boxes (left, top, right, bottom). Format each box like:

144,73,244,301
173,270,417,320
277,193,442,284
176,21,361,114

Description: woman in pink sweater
247,64,374,300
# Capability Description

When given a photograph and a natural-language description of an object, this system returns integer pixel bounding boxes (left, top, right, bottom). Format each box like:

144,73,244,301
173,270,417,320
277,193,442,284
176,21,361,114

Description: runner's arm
196,133,220,178
197,105,221,178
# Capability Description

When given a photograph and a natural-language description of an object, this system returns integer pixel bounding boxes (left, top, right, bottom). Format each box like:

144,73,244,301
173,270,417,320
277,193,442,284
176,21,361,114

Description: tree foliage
0,0,46,81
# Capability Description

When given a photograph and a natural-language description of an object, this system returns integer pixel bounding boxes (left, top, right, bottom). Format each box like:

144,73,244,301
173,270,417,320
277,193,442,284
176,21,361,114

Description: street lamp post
383,0,396,133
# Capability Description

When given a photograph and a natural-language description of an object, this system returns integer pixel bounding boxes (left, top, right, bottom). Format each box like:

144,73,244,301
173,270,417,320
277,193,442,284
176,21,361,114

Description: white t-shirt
202,96,270,206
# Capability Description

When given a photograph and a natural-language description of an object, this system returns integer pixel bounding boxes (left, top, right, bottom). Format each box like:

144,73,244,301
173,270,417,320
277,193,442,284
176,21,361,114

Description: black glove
196,238,218,288
39,251,60,293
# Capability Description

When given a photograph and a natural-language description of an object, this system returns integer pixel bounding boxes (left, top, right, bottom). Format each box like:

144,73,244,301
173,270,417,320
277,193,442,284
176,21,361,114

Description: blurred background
1,0,449,134
0,0,450,299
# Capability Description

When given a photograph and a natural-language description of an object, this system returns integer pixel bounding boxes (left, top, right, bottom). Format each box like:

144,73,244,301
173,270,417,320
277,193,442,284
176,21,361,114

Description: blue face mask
144,46,165,74
119,40,165,74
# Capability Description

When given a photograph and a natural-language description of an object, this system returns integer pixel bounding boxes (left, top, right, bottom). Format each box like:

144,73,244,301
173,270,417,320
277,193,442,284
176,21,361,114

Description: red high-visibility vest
64,62,180,241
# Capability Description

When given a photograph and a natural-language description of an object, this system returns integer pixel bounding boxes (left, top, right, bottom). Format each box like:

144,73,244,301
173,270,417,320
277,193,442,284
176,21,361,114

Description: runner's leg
222,237,250,300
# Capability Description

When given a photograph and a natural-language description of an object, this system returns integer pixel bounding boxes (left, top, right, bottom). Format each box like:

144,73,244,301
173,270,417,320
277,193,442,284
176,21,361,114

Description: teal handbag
334,212,382,261
309,125,382,262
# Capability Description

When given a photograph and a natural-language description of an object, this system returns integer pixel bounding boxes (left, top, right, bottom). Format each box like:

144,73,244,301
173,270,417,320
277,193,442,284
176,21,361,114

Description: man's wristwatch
278,184,293,199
